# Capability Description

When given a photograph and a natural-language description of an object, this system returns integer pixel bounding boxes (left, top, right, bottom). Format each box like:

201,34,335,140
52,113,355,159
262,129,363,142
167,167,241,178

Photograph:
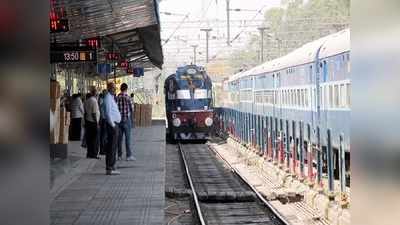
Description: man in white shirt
103,82,121,175
70,93,84,140
84,86,100,159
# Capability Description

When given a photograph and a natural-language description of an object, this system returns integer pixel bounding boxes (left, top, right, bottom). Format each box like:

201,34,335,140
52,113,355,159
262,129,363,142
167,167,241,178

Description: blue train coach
217,29,350,178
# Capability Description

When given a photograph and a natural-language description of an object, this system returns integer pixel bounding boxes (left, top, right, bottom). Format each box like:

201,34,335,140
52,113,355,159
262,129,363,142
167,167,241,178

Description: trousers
85,120,98,158
105,123,119,171
118,117,132,158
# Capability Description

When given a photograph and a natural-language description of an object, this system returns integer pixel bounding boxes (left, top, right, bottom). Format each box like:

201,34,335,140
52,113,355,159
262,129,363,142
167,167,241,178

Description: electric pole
191,44,198,65
200,28,212,63
258,27,267,62
226,0,230,46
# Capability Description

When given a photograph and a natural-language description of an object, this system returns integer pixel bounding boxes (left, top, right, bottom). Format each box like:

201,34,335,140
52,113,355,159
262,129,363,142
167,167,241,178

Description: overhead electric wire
162,13,190,46
198,0,214,28
229,5,267,44
204,5,268,63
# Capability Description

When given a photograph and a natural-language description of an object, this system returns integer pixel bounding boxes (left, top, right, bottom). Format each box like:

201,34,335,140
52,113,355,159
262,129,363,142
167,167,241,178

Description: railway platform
50,121,165,225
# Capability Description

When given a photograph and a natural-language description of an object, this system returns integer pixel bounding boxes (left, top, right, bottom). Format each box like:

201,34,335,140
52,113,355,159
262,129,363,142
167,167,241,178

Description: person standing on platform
84,86,100,158
98,90,107,155
70,93,84,141
103,82,121,175
81,93,92,148
117,83,135,161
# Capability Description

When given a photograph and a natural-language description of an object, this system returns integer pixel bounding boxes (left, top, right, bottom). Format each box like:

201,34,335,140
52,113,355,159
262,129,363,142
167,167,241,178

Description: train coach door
277,72,282,120
321,61,328,133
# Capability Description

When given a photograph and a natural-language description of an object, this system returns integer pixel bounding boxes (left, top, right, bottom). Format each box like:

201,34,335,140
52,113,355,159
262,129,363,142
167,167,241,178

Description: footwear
117,157,122,161
126,156,136,161
106,170,121,175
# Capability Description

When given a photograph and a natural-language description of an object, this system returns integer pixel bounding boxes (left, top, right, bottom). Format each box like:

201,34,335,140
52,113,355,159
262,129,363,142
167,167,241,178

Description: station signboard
97,63,112,75
132,67,144,77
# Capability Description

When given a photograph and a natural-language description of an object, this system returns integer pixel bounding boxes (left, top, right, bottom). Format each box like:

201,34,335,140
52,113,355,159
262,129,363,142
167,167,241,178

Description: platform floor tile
51,125,165,225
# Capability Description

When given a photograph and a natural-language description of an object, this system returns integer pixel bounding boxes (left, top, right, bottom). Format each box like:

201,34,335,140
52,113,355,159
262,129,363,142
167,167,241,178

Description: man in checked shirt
117,83,135,161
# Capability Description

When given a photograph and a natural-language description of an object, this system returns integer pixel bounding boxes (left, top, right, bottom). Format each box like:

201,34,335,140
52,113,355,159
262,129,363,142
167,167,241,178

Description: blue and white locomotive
219,29,350,157
164,65,214,142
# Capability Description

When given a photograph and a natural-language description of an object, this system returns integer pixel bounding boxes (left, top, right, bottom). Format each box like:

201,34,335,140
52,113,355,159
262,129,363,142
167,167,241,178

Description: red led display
106,53,120,60
118,60,128,68
50,1,69,33
50,18,69,33
86,38,100,49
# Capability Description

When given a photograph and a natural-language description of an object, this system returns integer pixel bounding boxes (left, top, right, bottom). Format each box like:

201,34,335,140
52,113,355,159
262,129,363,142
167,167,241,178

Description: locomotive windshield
177,73,206,89
179,75,203,88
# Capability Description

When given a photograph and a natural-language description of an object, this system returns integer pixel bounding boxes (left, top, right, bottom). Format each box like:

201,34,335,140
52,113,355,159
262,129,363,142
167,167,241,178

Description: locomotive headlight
172,118,181,127
205,117,213,127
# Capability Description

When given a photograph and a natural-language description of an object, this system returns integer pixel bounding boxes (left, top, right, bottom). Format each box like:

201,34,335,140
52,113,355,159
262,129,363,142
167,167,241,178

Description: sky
158,0,282,72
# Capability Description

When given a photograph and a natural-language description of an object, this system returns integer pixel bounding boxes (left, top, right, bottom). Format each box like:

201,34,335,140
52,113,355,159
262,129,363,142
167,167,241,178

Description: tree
227,0,350,72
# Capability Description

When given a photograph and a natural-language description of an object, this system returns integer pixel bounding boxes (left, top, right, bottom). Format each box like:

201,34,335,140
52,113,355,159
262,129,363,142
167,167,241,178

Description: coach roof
231,29,350,82
319,29,350,59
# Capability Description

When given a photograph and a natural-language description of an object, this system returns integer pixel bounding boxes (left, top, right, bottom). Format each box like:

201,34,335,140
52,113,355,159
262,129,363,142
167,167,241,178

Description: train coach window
283,90,286,106
279,90,281,105
321,86,325,109
311,88,315,107
334,85,340,108
324,86,328,108
340,84,346,108
292,90,295,106
255,91,262,103
286,90,289,106
291,90,295,106
296,89,300,107
346,83,351,107
305,89,309,107
291,90,294,106
329,85,334,108
285,90,288,106
300,89,304,107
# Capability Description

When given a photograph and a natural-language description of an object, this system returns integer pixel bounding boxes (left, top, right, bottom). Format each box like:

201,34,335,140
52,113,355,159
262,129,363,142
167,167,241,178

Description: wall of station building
54,69,104,96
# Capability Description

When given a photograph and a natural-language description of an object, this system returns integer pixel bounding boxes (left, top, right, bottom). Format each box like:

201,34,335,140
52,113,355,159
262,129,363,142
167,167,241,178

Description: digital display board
51,50,97,63
50,18,69,33
50,2,69,33
79,38,101,49
106,53,120,60
86,38,100,49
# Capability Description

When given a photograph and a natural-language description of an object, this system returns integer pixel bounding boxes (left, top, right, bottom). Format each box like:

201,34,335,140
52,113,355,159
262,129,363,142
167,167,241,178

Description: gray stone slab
50,125,165,225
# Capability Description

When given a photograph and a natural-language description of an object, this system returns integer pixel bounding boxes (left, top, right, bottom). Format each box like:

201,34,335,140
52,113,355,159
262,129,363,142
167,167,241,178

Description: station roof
53,0,163,69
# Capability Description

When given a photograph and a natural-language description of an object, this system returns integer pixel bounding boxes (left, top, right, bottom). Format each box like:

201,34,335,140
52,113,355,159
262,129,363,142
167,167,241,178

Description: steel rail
177,144,206,225
207,144,291,225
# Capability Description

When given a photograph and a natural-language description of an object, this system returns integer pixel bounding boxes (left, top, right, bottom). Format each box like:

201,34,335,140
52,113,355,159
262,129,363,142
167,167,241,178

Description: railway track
178,143,290,225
